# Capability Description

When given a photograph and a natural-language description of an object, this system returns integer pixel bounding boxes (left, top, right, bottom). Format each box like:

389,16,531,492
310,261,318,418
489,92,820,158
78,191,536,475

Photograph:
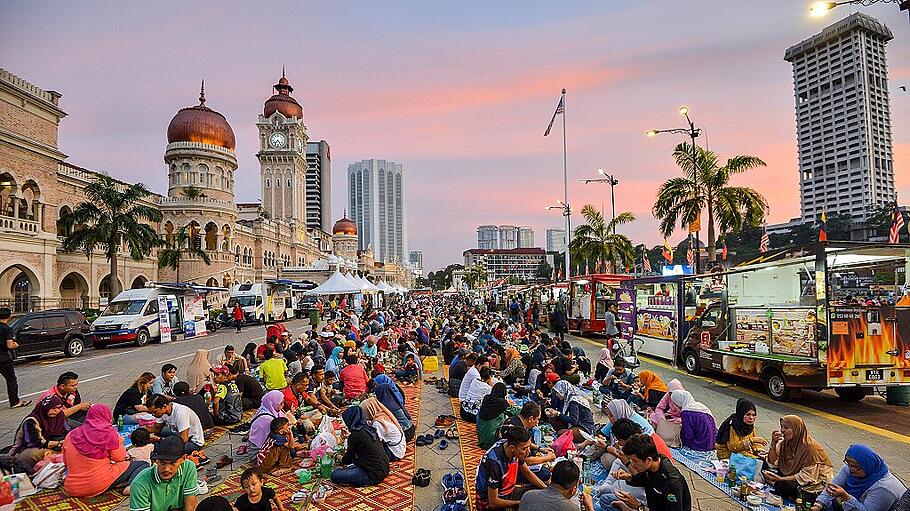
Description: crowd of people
2,293,910,511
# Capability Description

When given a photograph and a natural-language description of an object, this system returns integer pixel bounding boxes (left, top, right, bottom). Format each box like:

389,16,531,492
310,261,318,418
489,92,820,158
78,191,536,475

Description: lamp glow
596,168,607,176
809,1,835,17
646,130,658,137
678,106,689,116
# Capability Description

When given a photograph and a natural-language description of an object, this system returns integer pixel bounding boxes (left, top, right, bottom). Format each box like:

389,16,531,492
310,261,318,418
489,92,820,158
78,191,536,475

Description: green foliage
180,186,207,199
426,264,464,290
652,142,768,262
569,205,636,273
535,259,553,282
57,174,163,297
157,224,212,282
465,262,488,289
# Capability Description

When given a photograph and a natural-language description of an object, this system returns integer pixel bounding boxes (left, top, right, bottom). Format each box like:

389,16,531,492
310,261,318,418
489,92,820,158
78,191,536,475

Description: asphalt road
0,318,315,446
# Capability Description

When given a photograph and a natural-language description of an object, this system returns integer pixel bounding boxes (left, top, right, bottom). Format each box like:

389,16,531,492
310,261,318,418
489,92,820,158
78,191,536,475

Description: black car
9,310,90,359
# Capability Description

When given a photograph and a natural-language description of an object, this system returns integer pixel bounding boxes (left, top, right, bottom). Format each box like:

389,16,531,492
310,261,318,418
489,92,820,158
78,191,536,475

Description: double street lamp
581,169,619,231
647,106,702,273
809,0,910,19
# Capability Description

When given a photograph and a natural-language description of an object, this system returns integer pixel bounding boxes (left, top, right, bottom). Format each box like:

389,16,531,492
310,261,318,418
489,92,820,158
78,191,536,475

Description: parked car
8,310,91,359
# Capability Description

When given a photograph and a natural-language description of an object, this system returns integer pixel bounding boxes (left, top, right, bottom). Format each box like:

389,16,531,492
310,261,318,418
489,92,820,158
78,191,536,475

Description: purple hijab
249,390,284,448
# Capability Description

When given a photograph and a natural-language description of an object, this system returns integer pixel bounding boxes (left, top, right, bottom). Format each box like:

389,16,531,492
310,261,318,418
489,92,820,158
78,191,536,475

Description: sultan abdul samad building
0,67,412,312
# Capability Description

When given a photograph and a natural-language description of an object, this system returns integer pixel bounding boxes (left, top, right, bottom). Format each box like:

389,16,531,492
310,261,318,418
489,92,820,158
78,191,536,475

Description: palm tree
652,142,768,263
465,263,488,289
58,175,162,298
157,224,212,282
180,186,207,199
569,204,636,273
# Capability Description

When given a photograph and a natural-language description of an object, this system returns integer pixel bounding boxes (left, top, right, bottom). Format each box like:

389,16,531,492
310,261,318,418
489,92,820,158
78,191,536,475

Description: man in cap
128,436,199,511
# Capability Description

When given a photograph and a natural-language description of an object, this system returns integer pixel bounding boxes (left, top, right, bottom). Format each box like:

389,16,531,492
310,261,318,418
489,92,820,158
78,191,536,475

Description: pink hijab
249,390,284,448
650,378,685,426
68,404,121,459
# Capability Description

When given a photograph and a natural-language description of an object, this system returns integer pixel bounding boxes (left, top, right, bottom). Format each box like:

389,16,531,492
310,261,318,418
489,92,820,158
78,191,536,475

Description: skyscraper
477,225,500,249
784,13,895,223
518,227,535,248
306,140,332,232
347,159,408,263
409,250,424,277
547,228,567,253
498,225,519,249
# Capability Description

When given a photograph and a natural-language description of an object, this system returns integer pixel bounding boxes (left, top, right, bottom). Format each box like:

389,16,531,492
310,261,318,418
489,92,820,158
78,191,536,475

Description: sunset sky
2,1,909,272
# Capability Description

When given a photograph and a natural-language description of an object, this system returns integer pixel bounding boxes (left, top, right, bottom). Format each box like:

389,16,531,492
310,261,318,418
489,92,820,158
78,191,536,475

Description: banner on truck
157,296,172,344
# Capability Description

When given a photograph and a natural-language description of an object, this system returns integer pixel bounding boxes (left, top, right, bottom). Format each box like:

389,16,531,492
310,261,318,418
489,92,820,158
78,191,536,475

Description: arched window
12,274,30,313
57,205,73,237
204,222,218,251
266,179,270,188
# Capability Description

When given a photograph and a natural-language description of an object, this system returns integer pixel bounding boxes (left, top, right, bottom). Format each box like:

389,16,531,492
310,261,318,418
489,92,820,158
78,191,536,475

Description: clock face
269,132,286,148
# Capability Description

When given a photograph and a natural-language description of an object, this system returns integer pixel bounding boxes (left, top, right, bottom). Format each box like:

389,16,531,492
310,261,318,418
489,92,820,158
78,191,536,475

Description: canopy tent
360,276,381,293
393,283,408,294
342,272,362,289
350,273,378,294
305,270,361,295
377,280,396,293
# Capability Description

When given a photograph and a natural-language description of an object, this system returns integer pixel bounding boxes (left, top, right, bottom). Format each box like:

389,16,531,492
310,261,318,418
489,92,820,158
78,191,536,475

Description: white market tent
394,284,408,293
305,271,361,295
376,281,396,293
361,277,381,293
351,273,378,294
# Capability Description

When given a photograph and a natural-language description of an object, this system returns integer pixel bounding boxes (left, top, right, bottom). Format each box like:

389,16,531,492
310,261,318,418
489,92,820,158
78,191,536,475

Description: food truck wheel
683,350,701,375
763,370,791,401
134,328,150,347
834,386,869,402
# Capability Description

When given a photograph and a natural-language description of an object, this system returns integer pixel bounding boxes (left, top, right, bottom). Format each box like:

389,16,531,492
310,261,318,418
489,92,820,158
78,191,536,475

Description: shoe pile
412,468,431,487
435,415,456,428
416,428,445,447
440,472,468,511
436,378,449,394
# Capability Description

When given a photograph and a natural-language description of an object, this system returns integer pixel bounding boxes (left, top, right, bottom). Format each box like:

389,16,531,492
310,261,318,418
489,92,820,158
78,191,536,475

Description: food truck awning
152,283,229,294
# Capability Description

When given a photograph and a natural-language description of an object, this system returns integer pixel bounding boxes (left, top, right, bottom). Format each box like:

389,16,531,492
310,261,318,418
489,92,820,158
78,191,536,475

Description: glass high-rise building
347,159,408,263
784,13,895,222
305,140,331,232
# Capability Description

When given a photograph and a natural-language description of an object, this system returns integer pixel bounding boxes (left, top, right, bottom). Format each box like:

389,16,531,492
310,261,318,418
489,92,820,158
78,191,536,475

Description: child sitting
236,468,286,511
256,417,301,474
127,427,153,464
395,354,419,384
320,371,343,408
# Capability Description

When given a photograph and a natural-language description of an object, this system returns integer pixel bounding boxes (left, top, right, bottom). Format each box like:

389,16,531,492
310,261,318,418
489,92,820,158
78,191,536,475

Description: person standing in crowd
233,302,245,333
0,308,30,408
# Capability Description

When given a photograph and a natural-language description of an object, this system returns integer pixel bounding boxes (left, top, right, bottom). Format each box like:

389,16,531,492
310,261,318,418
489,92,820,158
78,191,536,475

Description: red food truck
567,273,631,336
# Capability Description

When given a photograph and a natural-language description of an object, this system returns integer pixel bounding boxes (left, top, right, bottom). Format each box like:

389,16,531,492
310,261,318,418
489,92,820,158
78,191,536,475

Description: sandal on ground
10,400,31,409
438,439,449,450
215,455,233,469
445,427,459,439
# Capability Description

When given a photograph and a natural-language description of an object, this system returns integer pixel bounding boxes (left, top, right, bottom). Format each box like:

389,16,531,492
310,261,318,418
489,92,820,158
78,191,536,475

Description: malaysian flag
721,239,728,261
686,238,695,266
760,225,770,253
643,253,652,273
544,92,565,137
890,203,905,244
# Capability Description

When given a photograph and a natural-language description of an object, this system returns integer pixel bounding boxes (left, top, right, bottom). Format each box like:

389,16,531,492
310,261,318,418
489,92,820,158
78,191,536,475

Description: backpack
218,383,243,424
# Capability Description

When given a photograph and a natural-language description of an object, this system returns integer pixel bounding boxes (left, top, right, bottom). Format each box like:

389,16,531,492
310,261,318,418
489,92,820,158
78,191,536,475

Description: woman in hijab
763,415,834,499
546,380,595,441
10,395,67,473
631,370,669,409
249,390,285,448
499,348,525,386
325,346,344,376
63,404,148,497
670,389,717,452
600,399,654,439
593,348,614,381
361,397,405,461
649,379,684,426
715,398,767,459
373,378,414,439
812,444,906,511
477,383,512,449
186,349,212,393
331,406,390,487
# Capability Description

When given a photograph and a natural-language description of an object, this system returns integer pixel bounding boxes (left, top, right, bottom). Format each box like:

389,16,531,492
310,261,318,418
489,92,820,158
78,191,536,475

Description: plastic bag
32,462,66,489
309,432,337,456
729,452,760,481
551,429,576,457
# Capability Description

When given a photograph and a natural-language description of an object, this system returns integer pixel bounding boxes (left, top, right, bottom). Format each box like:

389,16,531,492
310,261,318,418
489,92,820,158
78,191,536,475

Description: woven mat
450,397,486,511
209,465,319,510
669,447,782,511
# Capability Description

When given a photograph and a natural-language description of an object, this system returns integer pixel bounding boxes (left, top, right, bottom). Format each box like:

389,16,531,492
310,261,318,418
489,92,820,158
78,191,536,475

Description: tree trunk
706,197,717,262
110,251,121,297
176,258,180,284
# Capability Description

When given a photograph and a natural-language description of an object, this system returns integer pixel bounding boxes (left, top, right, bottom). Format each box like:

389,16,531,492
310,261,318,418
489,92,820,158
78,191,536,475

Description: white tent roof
394,284,408,293
351,273,378,294
376,280,395,293
305,270,361,295
361,277,381,293
341,272,361,288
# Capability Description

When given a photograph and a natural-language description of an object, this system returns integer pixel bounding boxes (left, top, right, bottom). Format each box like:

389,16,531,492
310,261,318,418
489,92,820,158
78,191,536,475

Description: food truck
672,242,910,401
616,273,725,360
567,274,631,335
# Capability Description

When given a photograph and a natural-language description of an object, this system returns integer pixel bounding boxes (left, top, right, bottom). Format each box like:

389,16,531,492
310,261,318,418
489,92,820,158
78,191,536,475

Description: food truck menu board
636,308,676,340
770,309,816,357
615,288,636,341
728,307,815,358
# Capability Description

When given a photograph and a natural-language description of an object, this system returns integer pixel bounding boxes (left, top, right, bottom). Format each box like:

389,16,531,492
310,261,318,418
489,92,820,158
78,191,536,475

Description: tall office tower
477,225,500,249
305,140,332,232
347,159,408,263
498,225,519,249
546,228,567,253
409,250,424,276
518,226,535,248
785,13,895,222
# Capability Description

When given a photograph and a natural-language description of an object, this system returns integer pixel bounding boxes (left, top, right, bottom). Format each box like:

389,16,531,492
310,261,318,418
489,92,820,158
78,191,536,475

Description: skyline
3,1,909,273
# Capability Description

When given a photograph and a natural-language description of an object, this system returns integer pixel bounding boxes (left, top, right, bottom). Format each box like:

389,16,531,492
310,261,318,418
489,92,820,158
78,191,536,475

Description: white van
90,288,181,348
228,282,289,324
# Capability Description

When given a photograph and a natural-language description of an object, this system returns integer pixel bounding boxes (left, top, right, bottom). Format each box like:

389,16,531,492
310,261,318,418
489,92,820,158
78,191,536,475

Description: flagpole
562,88,571,283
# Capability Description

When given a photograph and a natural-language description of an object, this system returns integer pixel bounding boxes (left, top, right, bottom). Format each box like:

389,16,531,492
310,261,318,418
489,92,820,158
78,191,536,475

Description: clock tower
256,71,308,225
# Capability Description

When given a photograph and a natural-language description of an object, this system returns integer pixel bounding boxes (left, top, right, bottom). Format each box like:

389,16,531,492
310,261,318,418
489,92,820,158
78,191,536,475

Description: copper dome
333,214,357,236
263,72,303,119
167,81,236,150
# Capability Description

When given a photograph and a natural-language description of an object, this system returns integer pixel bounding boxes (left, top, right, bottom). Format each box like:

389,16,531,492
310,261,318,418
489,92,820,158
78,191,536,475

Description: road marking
156,345,227,365
41,349,141,367
571,335,910,445
0,373,113,405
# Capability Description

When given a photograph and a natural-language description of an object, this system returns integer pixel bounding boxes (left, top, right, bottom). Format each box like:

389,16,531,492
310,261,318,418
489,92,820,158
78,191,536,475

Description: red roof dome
333,213,357,236
167,81,236,150
263,72,303,119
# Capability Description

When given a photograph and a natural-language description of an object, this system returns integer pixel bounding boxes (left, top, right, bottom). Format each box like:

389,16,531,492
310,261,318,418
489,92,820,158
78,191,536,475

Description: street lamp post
547,201,571,276
647,106,703,273
809,0,909,19
580,169,619,231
